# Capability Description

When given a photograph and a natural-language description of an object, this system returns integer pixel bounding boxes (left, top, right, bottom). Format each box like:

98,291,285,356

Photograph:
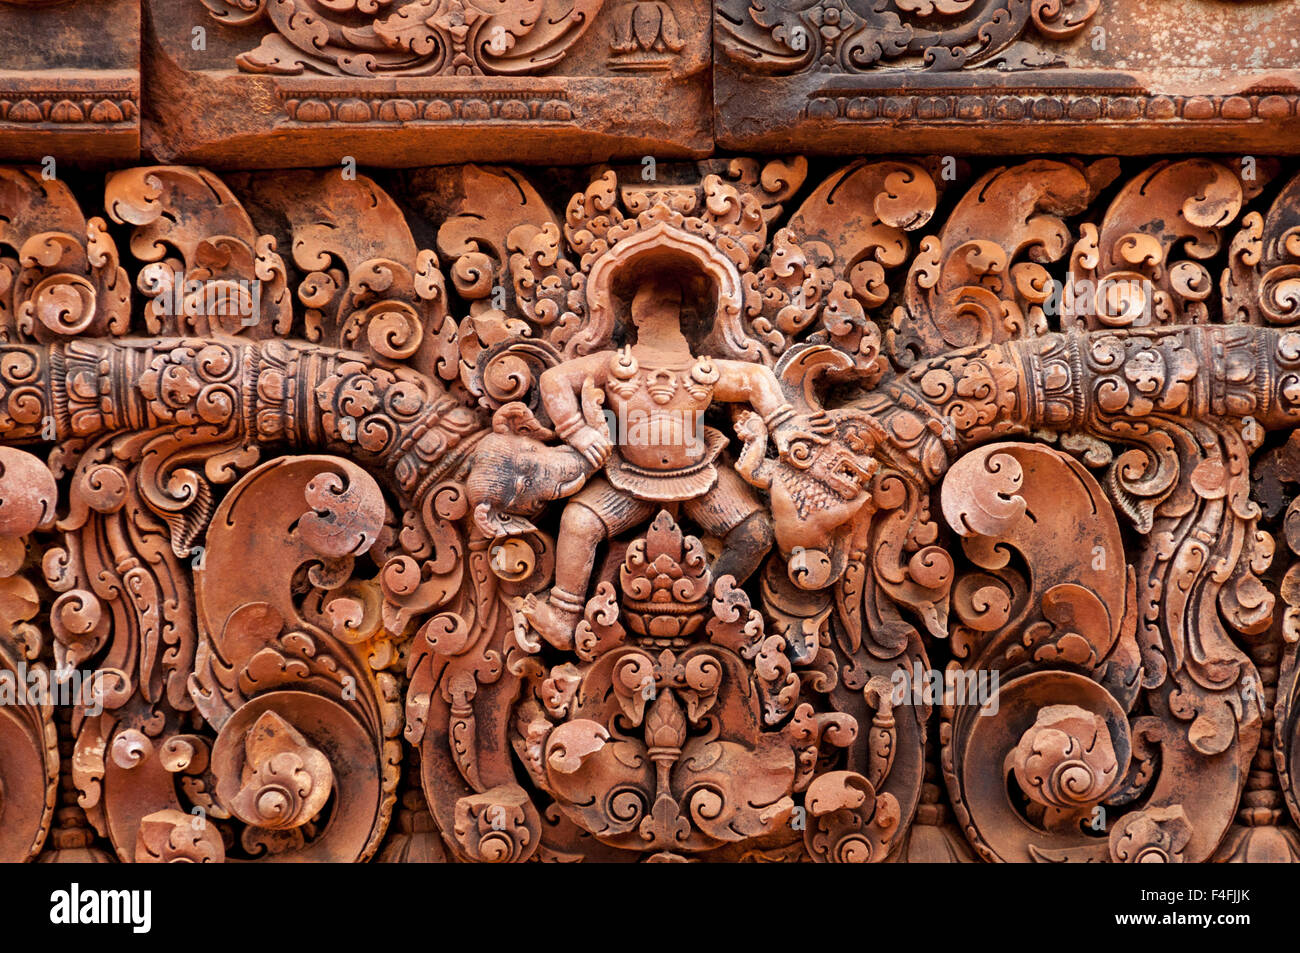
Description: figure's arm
715,360,835,454
713,360,793,424
538,354,613,467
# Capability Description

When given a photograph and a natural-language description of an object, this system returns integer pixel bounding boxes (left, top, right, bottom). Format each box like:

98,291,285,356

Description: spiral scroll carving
1,154,1300,863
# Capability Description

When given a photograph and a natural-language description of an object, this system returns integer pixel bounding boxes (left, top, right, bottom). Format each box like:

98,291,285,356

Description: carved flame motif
618,511,711,639
1,153,1300,864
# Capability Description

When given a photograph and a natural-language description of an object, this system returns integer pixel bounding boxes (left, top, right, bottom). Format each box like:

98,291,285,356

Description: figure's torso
605,346,718,471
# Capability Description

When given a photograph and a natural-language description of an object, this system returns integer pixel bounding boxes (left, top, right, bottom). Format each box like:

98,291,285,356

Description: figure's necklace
607,347,720,404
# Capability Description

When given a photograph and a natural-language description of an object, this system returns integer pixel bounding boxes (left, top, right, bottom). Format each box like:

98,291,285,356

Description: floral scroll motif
203,0,604,76
0,154,1299,863
717,0,1101,73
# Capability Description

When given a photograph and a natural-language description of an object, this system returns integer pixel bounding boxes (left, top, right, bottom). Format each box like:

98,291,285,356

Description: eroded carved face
629,277,685,332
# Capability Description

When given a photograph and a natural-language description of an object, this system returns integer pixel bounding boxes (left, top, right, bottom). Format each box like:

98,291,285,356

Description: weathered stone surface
142,0,712,166
715,0,1300,154
0,0,140,161
0,156,1296,861
5,0,1300,867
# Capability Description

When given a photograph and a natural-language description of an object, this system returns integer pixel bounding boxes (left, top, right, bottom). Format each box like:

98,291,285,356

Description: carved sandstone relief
200,0,608,76
714,0,1300,155
0,0,140,161
142,0,711,166
6,0,1295,166
718,0,1103,73
2,156,1300,861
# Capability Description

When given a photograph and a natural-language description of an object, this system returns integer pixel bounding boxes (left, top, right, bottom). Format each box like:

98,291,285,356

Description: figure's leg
525,477,653,649
683,466,773,586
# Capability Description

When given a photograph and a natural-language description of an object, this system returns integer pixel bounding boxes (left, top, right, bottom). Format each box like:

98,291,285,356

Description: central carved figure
524,275,802,648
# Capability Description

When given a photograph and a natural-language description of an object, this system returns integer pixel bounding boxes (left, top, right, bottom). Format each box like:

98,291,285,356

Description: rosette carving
1008,706,1121,829
217,711,334,830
